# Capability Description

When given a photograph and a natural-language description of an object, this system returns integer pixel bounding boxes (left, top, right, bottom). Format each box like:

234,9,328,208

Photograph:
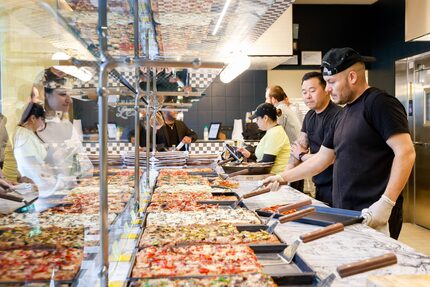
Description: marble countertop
234,181,430,287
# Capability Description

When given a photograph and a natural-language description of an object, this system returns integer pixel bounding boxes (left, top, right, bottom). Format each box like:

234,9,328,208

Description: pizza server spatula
317,253,397,287
232,185,272,208
282,216,364,263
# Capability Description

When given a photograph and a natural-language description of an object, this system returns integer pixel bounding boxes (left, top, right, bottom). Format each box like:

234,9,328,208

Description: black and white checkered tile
83,142,134,155
189,68,221,90
83,140,259,156
248,0,295,43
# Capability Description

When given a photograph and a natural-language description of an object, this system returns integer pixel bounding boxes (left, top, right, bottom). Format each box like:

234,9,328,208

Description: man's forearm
384,145,415,202
280,146,334,183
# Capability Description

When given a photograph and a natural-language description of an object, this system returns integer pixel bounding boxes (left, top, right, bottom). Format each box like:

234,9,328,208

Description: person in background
138,110,165,149
286,72,342,206
0,114,8,170
36,69,93,180
238,103,290,175
265,86,304,191
13,103,60,197
156,110,197,151
0,113,34,185
265,86,301,144
263,47,415,239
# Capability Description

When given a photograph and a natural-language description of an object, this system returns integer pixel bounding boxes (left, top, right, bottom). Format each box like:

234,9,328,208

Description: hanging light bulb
220,53,251,83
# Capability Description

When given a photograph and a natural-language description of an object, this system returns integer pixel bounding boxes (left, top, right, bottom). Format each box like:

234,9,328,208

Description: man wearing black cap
264,47,415,239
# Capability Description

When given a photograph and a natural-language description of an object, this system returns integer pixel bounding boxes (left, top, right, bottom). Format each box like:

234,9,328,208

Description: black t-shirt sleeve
369,93,409,141
259,154,276,163
322,109,342,149
301,110,311,133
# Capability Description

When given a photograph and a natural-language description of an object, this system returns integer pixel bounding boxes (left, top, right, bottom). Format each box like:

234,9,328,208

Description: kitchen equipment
317,253,397,287
264,223,344,267
217,157,235,166
256,205,362,227
266,207,316,233
225,143,243,162
219,168,252,180
221,162,274,176
283,223,345,263
232,186,272,208
175,141,185,151
277,199,313,213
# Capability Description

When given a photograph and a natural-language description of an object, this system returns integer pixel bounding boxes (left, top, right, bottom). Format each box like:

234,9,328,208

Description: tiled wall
185,70,267,138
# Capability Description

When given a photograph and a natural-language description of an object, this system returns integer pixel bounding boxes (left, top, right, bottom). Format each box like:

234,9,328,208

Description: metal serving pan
0,263,83,286
140,207,263,228
128,244,316,286
256,205,362,227
221,162,273,175
136,223,286,250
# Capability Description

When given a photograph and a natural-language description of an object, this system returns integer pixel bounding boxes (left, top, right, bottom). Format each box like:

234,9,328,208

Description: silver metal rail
133,0,141,210
97,0,109,285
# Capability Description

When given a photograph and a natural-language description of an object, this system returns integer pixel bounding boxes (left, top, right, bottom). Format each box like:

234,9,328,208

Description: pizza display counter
1,166,430,286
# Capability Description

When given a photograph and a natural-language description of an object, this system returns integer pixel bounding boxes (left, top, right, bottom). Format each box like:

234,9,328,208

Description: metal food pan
248,245,316,286
187,172,218,177
0,266,83,286
196,191,240,205
221,163,273,175
127,272,314,287
140,209,263,229
128,245,316,285
136,223,285,250
256,205,361,227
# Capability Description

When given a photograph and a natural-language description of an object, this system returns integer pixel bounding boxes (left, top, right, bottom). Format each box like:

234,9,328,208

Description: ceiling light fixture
52,52,93,82
220,53,251,83
212,0,232,36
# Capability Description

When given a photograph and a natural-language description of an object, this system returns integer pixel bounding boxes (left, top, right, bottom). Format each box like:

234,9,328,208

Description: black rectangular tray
136,223,285,250
0,266,82,286
256,205,361,227
197,191,240,205
140,208,264,228
127,244,316,286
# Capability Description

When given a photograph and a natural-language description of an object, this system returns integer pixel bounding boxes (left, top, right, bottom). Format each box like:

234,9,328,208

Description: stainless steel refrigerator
396,51,430,229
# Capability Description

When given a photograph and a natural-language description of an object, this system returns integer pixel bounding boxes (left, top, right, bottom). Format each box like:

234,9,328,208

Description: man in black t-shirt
285,72,341,206
156,110,197,151
264,48,415,239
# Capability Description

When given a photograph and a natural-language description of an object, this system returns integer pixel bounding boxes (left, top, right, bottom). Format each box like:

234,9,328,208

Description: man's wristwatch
298,152,306,161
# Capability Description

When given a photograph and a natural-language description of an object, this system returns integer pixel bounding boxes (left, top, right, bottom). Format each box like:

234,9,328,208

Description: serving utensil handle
279,207,315,223
243,186,271,198
278,199,312,213
300,223,344,243
336,253,397,278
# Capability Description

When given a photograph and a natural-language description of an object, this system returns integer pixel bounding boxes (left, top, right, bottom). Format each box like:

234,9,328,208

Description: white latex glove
361,195,395,234
262,174,284,192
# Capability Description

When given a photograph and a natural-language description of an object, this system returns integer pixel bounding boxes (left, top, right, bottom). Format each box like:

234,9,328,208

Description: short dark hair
301,72,326,89
43,68,68,95
19,103,45,126
267,86,287,102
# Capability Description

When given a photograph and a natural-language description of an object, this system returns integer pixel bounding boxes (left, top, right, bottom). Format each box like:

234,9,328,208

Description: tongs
219,168,250,180
0,189,26,203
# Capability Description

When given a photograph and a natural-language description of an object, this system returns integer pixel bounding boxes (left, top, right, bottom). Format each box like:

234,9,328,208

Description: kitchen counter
235,180,430,287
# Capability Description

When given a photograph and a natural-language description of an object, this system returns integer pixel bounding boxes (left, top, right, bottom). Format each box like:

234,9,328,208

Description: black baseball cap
321,47,374,76
249,103,277,120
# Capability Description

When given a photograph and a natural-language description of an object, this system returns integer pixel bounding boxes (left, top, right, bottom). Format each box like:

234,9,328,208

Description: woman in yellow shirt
238,103,290,174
